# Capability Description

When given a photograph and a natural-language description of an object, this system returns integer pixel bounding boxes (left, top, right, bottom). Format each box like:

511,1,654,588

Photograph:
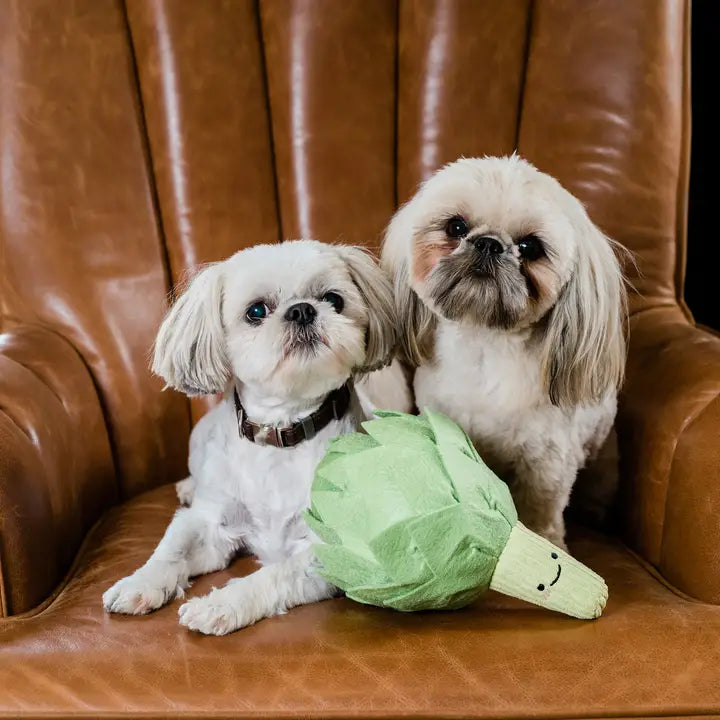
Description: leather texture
0,0,190,496
617,306,720,603
1,0,719,717
260,0,397,249
0,327,115,616
1,484,719,718
397,0,532,201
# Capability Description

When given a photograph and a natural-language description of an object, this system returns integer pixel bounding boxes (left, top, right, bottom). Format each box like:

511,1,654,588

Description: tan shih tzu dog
380,155,626,548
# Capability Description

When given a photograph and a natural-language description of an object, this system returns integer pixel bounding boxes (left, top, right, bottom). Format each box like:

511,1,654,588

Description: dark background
686,2,716,329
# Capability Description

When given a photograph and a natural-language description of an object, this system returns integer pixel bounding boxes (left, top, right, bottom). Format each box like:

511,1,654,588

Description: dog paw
175,477,195,506
103,573,178,615
178,592,244,636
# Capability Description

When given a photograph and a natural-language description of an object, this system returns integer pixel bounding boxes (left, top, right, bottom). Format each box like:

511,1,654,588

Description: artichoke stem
489,522,608,619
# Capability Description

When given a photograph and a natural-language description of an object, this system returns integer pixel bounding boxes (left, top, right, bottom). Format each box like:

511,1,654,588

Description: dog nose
469,236,504,256
284,302,317,326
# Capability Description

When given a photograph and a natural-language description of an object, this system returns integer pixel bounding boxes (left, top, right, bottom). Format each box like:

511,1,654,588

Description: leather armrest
616,306,720,602
0,326,115,616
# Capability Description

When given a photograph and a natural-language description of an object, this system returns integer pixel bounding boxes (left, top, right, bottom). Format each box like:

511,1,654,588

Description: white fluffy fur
103,240,395,634
378,156,626,547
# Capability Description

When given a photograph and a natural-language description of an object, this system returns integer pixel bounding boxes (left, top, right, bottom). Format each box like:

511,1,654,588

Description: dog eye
517,235,545,261
321,292,344,313
445,216,470,239
245,302,268,323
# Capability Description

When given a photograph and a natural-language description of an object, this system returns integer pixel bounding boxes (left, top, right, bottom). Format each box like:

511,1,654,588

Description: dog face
383,155,626,407
153,241,396,400
405,157,576,329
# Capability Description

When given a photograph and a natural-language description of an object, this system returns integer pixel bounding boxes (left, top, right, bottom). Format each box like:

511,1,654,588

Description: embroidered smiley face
537,552,562,592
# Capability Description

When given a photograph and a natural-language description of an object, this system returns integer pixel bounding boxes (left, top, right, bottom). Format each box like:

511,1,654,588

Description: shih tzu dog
103,240,396,634
381,155,626,548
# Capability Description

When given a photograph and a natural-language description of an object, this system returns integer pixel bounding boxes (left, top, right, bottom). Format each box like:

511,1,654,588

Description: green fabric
307,409,608,618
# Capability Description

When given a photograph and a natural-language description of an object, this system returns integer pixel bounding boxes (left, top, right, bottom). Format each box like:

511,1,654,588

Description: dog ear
391,260,437,367
336,246,397,374
540,213,627,408
152,263,231,395
381,204,437,367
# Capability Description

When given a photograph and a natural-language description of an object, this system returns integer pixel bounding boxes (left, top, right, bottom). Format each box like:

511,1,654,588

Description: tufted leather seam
44,328,121,497
255,0,284,243
513,0,535,150
119,0,173,294
119,0,194,474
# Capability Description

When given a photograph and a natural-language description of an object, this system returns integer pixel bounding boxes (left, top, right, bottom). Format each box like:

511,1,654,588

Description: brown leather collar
233,384,351,448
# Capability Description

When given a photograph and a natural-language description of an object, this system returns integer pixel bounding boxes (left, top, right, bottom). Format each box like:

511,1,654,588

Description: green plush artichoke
305,410,608,619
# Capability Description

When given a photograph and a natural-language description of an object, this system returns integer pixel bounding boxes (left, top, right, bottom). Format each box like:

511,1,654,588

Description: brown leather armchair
2,1,719,717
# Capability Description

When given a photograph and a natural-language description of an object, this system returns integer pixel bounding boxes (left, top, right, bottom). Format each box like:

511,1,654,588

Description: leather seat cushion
2,484,719,718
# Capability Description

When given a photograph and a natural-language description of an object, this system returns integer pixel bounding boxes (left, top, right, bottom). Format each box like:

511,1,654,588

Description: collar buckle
254,424,284,447
234,383,349,449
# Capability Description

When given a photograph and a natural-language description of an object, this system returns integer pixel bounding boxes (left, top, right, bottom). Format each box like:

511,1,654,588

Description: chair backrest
0,0,690,499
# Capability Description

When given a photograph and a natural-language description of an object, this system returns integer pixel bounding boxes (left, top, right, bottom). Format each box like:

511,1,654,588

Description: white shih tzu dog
103,240,395,634
381,155,626,548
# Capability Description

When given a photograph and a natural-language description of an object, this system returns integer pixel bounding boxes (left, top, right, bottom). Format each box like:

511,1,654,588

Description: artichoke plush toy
305,410,608,619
